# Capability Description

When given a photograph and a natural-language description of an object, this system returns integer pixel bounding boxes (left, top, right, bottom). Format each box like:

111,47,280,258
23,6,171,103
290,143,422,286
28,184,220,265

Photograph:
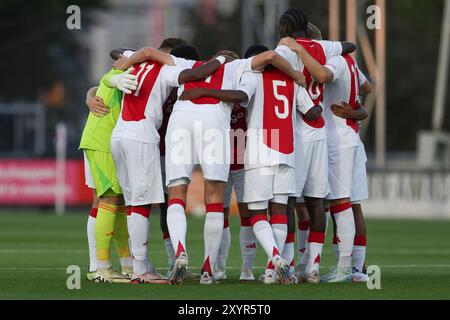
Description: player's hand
179,88,205,101
294,72,307,87
331,102,354,119
279,37,302,52
110,68,138,94
87,96,109,117
113,55,132,71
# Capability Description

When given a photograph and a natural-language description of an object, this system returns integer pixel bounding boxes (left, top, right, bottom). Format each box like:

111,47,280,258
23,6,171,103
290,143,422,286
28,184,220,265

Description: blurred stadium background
0,0,449,219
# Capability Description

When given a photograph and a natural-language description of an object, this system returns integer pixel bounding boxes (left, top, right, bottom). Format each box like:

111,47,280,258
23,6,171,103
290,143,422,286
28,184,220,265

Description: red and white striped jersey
276,39,342,142
324,55,368,150
240,67,315,169
173,58,254,126
112,57,191,144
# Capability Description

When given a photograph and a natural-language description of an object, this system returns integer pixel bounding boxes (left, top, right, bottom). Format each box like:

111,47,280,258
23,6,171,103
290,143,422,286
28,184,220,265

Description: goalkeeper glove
109,68,138,94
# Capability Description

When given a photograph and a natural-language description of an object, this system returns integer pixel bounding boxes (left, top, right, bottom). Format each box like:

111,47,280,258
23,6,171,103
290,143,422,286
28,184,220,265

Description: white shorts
165,110,230,187
110,137,164,206
244,165,295,205
295,139,329,198
328,146,357,200
224,169,245,208
351,142,369,203
83,151,95,189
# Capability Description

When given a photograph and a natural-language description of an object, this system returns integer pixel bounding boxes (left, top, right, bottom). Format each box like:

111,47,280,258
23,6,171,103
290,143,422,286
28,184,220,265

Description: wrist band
215,55,226,65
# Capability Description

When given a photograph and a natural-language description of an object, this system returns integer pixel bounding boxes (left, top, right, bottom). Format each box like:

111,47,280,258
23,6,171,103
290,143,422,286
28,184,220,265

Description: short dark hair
159,38,187,51
307,23,323,40
109,48,135,60
244,45,269,59
279,8,309,37
170,44,200,61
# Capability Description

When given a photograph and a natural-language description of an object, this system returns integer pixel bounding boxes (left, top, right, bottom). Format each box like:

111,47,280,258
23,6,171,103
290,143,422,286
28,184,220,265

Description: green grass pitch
0,210,449,300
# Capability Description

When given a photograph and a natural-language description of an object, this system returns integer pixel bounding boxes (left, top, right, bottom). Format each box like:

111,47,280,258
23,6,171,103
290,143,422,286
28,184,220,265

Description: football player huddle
79,8,373,286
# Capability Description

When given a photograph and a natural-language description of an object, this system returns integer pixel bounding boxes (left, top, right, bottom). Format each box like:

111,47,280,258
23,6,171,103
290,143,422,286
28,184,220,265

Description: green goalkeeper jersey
79,69,123,152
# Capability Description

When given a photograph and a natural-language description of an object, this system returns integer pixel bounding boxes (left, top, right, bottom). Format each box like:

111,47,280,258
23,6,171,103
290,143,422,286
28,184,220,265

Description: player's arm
341,42,357,55
279,37,334,84
304,105,323,121
331,101,368,121
250,51,306,87
360,80,373,96
177,56,227,84
297,87,322,121
86,86,109,116
179,88,248,104
113,47,175,70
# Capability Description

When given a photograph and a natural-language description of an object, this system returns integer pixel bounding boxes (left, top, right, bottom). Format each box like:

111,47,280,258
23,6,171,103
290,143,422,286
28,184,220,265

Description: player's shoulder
172,55,197,69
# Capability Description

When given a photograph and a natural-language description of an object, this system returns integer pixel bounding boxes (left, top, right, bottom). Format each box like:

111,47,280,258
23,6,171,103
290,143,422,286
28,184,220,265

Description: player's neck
292,31,308,40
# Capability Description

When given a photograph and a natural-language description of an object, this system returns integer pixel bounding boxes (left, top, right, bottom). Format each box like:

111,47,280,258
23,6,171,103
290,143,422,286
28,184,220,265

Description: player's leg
351,142,369,281
112,138,166,284
352,203,367,274
215,172,233,280
83,151,99,280
159,156,176,273
301,141,329,283
244,166,292,285
200,180,226,284
165,110,195,284
85,149,129,283
94,194,130,283
282,197,296,276
112,196,133,278
105,156,132,277
324,146,358,283
238,202,257,281
86,191,99,280
295,199,310,277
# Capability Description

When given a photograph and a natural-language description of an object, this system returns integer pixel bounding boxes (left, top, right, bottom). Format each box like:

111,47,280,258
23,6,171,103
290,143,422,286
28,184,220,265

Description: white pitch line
0,264,449,272
0,249,166,254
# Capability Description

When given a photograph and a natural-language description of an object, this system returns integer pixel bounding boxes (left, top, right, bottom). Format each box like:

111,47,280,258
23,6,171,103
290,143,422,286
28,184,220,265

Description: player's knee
248,201,268,211
168,181,188,203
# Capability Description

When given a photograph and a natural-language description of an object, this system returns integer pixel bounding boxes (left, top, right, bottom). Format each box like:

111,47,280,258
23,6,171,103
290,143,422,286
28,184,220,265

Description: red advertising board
0,160,92,205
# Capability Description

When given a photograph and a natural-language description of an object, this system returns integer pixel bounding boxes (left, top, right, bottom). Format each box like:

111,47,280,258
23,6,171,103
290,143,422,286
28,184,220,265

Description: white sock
217,221,231,271
282,232,295,270
164,235,176,268
301,241,309,268
353,236,367,272
202,204,224,275
129,209,150,276
251,214,280,262
333,236,340,264
87,212,97,272
332,203,356,270
270,214,288,255
239,218,257,271
297,220,309,266
126,212,132,252
306,232,325,274
167,200,187,258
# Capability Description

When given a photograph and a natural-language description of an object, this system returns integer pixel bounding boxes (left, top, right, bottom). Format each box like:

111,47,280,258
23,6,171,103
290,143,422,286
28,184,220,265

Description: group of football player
80,7,372,285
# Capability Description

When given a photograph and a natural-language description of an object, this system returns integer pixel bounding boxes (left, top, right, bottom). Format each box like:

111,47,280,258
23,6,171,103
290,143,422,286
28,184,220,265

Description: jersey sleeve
171,55,196,69
275,45,300,70
316,40,343,62
161,65,184,88
237,71,257,108
100,69,123,88
296,86,316,114
225,58,255,91
325,56,346,82
358,68,368,85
